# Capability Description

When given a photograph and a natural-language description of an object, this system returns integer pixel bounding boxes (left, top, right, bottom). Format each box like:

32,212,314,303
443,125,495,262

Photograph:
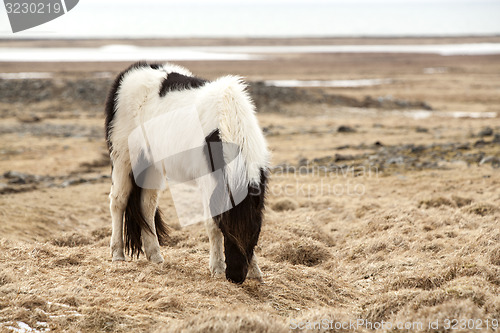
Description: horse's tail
124,174,169,258
208,76,269,283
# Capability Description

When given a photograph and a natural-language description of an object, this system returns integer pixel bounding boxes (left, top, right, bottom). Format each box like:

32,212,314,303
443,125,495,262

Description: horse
105,62,269,283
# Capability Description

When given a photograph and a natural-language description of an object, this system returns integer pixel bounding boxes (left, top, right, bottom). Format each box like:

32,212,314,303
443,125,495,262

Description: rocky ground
0,37,499,332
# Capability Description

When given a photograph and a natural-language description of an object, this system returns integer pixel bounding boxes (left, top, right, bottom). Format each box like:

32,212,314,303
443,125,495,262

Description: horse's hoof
212,271,225,279
112,252,126,262
210,267,225,278
210,261,226,278
148,252,164,264
247,276,265,284
246,266,263,281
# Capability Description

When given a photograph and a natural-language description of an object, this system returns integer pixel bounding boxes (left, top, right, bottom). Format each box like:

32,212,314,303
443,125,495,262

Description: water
0,72,53,79
345,108,498,119
0,45,259,62
1,43,499,62
265,79,393,88
0,0,499,38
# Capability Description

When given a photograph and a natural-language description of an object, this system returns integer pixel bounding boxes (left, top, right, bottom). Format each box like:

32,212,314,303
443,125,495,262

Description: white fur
197,75,269,184
108,63,268,279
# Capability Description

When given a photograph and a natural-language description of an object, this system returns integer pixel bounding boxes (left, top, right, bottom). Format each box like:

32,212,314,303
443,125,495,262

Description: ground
0,37,499,332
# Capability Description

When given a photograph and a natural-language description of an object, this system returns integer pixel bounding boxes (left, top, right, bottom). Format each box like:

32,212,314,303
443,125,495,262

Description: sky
1,0,499,38
81,0,500,2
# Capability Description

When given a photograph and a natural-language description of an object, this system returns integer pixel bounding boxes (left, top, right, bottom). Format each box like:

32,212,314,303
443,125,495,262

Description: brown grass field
0,37,499,332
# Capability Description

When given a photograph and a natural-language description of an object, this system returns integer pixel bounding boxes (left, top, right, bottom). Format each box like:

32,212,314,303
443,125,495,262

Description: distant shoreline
1,39,500,63
1,35,500,48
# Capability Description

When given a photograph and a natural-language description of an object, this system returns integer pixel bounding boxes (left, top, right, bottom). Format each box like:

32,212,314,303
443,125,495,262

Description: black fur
159,72,207,97
155,208,169,246
204,129,268,283
205,129,222,172
124,175,148,258
124,174,169,258
214,168,268,284
105,61,163,153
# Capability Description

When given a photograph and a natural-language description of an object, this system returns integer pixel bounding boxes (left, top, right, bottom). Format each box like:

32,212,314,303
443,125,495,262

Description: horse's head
213,169,267,284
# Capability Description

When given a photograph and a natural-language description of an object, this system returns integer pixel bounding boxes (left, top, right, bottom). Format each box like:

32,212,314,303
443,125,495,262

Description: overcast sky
1,0,499,38
83,0,499,3
84,0,498,2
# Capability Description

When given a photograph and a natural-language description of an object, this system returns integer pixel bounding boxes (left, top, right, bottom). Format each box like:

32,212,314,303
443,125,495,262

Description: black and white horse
105,62,269,283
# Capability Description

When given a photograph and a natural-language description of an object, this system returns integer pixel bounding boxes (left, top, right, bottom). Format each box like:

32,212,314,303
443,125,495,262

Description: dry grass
466,203,499,217
271,198,299,212
157,312,289,333
1,38,500,332
267,238,330,267
51,232,94,247
418,197,456,209
1,156,498,332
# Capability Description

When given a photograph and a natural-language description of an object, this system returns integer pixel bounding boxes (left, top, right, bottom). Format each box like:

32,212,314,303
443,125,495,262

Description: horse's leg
246,254,263,282
199,179,225,277
205,217,226,277
109,166,132,261
141,189,164,263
